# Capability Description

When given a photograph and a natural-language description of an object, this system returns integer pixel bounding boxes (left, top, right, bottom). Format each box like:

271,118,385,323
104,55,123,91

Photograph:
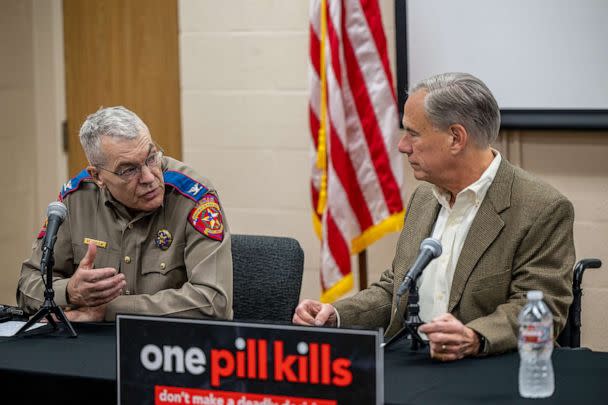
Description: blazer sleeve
333,268,395,330
332,187,423,331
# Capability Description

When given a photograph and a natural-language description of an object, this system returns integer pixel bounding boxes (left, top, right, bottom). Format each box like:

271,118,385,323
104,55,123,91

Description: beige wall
0,0,67,305
2,0,606,350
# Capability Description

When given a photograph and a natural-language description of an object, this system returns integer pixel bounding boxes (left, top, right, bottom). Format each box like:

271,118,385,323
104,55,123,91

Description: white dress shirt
417,151,502,323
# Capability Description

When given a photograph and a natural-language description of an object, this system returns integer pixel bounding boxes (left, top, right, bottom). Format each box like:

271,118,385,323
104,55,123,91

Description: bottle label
520,324,551,343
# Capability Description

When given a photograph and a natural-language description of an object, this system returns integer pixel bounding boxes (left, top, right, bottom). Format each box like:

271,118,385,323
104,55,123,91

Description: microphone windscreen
47,201,68,221
420,237,442,258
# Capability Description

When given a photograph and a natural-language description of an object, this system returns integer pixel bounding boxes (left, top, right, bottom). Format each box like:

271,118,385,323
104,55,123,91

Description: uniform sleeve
16,210,75,314
104,192,233,321
466,197,575,355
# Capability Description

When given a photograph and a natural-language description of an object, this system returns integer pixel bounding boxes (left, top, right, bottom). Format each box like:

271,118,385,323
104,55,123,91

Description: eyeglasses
96,150,163,182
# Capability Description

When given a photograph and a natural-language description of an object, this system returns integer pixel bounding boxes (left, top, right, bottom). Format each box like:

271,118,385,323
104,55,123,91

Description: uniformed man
17,106,232,322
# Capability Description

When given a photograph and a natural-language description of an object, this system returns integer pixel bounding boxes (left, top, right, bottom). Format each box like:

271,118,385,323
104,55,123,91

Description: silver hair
79,106,150,165
410,72,501,148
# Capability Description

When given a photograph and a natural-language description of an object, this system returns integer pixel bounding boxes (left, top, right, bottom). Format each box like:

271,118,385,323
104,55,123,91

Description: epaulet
163,170,209,203
59,169,93,201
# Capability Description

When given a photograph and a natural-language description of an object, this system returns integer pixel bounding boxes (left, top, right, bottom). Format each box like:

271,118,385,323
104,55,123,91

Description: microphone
396,237,442,298
40,201,68,272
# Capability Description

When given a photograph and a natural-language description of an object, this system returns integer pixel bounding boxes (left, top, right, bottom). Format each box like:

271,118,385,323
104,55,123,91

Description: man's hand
418,313,480,362
293,299,338,327
64,304,107,322
66,243,126,307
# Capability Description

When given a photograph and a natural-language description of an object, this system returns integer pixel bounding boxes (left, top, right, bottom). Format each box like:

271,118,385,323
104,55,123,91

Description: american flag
309,0,405,302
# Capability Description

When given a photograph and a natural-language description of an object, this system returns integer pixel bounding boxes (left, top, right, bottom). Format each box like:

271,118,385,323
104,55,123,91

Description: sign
117,315,383,404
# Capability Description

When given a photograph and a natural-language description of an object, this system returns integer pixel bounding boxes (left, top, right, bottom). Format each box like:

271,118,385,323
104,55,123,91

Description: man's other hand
418,313,480,361
293,299,338,327
64,304,107,322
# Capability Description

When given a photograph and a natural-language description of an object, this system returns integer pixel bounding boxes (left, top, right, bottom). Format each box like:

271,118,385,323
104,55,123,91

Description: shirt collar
432,150,502,207
101,186,133,219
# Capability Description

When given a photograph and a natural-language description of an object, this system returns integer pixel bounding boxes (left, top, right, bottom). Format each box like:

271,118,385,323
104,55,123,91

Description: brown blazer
334,158,575,355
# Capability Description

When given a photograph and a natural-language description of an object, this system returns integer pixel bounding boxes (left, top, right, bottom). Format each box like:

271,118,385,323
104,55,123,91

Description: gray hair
410,72,500,148
79,106,150,165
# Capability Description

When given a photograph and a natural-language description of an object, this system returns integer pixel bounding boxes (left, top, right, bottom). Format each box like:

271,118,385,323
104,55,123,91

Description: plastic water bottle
518,290,555,398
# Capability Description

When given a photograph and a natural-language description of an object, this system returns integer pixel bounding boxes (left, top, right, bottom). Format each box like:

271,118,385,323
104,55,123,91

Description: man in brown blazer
293,72,575,361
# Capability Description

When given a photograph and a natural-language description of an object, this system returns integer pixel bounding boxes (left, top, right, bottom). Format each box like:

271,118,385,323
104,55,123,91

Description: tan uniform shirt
17,157,233,321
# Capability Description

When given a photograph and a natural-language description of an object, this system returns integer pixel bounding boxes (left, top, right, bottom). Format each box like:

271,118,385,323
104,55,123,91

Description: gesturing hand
66,243,126,307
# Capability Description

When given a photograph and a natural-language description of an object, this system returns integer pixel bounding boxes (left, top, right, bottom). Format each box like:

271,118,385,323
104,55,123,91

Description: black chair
231,234,304,323
556,258,602,348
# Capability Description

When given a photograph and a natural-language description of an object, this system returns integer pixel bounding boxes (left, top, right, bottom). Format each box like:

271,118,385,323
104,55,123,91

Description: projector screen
395,0,608,129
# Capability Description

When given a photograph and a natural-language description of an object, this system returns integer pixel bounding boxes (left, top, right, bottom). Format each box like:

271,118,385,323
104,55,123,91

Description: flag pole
358,250,368,290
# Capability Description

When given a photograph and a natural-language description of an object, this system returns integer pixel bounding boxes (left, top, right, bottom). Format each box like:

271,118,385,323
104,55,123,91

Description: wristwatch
476,331,488,355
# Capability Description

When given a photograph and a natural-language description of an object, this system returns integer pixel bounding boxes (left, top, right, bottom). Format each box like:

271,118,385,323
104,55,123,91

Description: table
1,323,606,404
383,339,608,404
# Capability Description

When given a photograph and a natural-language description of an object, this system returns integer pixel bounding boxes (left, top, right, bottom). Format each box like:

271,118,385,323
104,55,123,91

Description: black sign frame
117,314,383,405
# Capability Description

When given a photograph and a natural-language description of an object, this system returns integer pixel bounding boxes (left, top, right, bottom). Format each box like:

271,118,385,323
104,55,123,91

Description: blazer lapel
394,195,441,281
386,187,440,337
448,159,514,312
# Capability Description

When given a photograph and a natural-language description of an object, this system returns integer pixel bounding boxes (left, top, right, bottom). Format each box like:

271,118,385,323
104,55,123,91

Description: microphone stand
16,249,77,337
382,282,427,351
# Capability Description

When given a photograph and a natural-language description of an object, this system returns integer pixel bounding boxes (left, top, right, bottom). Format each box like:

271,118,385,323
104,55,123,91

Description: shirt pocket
139,242,187,294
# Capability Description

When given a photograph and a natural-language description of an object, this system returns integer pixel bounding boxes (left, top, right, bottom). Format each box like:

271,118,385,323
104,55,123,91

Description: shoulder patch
164,170,209,203
60,169,92,201
188,193,224,241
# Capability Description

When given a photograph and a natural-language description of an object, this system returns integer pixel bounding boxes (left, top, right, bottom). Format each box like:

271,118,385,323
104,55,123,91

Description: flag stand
358,250,368,290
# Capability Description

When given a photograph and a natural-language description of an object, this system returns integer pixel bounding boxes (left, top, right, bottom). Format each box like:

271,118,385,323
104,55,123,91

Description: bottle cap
527,290,543,300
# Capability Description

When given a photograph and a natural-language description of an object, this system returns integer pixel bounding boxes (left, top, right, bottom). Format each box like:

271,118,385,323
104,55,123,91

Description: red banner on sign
155,385,336,405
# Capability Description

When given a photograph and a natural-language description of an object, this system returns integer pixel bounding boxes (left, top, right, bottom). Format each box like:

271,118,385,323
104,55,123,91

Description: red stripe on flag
329,120,374,231
326,210,351,278
309,23,320,76
325,1,342,87
359,0,396,102
311,182,320,214
341,20,403,214
310,104,320,149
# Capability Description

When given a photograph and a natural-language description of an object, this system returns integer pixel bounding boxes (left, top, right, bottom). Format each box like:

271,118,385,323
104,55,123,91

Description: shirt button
160,262,166,270
124,256,131,264
128,224,133,230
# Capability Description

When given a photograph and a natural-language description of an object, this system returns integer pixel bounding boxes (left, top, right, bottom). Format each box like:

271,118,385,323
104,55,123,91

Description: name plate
117,315,383,404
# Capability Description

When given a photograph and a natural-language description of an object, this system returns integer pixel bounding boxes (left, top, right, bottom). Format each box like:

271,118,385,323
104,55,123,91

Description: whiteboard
403,0,608,113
